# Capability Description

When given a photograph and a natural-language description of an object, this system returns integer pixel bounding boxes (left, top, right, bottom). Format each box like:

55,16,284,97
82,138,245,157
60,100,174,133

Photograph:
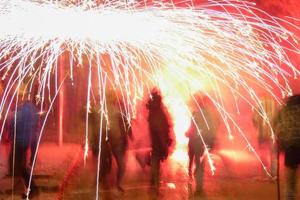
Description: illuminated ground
1,142,299,200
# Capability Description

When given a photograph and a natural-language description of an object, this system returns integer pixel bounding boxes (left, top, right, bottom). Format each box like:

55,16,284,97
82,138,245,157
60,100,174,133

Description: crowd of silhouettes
3,82,300,200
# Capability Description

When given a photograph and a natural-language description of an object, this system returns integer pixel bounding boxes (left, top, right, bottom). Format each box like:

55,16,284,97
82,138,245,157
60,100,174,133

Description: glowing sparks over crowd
0,0,300,197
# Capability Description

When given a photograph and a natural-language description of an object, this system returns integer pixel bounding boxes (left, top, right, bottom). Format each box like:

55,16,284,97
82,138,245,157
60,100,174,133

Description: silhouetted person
106,92,133,192
58,101,114,200
146,89,172,192
88,105,112,185
252,96,278,179
274,94,300,200
9,97,39,199
185,94,219,194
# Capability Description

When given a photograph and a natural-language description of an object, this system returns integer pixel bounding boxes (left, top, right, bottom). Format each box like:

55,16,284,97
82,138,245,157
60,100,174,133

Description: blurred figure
8,88,39,199
58,101,114,200
29,94,42,168
106,91,133,192
88,104,112,186
252,96,278,179
133,101,152,170
0,81,12,177
274,94,300,200
185,93,219,194
146,89,173,192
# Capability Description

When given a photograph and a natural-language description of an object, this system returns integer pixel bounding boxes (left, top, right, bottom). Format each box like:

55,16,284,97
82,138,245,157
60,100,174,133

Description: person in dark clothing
9,98,39,199
146,89,173,192
185,93,219,194
274,94,300,200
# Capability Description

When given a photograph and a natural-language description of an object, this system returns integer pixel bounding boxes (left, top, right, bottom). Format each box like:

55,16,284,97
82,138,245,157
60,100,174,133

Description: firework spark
0,0,299,198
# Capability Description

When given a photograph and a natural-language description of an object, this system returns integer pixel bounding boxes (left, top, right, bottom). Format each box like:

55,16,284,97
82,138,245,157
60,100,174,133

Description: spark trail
0,0,299,198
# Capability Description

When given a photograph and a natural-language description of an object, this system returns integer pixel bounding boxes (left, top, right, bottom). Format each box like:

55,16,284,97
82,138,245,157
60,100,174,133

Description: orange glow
218,149,256,163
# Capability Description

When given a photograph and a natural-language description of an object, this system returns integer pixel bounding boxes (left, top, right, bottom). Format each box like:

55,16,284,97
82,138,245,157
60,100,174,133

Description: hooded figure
146,89,173,191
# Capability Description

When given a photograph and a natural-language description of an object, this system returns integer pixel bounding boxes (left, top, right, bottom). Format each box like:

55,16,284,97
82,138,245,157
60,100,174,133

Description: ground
0,142,298,200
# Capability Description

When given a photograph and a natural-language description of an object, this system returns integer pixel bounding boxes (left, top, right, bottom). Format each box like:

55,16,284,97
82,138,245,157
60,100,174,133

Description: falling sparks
0,0,299,198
